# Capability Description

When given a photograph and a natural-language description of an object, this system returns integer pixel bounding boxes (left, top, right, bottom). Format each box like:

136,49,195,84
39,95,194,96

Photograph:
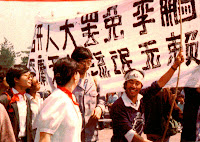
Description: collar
57,86,79,106
12,88,26,95
12,88,19,94
11,88,27,102
121,92,143,110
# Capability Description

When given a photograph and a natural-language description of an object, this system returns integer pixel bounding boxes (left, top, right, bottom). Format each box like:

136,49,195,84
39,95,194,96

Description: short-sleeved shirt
34,89,82,142
110,81,161,142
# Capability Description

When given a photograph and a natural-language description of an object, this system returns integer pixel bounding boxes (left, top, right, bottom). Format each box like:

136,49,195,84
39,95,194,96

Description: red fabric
57,86,79,106
4,92,11,101
10,90,26,104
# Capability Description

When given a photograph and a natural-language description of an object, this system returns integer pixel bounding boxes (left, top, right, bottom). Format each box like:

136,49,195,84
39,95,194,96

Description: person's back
34,57,82,142
144,88,183,141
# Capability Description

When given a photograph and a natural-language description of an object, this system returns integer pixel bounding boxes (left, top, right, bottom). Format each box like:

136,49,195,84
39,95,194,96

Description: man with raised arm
110,52,184,142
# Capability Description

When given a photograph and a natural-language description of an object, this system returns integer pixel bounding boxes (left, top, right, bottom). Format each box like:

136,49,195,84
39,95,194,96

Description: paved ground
98,128,181,142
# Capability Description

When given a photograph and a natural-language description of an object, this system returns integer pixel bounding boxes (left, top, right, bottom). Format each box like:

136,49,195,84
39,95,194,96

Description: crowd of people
0,47,200,142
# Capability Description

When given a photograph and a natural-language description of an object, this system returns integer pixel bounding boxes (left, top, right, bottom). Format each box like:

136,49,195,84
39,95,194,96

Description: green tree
20,46,31,66
21,56,29,66
0,38,15,69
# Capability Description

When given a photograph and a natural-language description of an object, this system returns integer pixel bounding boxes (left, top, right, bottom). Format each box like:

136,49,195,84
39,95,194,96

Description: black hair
123,68,144,90
71,47,93,62
53,57,79,86
6,64,30,88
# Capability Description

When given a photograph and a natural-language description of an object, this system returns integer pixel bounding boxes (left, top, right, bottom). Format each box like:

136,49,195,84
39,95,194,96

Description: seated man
110,52,184,142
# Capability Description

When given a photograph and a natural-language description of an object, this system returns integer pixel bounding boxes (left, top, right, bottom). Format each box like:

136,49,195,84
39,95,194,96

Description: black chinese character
166,32,181,65
46,25,59,52
139,40,161,70
81,11,99,47
31,24,43,52
92,51,110,78
60,19,77,50
160,0,196,27
117,48,133,74
133,0,155,35
109,50,121,74
38,55,47,86
28,59,36,73
37,24,43,51
185,30,199,66
103,5,124,43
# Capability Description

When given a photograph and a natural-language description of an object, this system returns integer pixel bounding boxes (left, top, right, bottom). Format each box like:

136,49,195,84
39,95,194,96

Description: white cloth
26,93,43,126
12,88,27,138
34,88,82,142
121,92,143,110
124,70,144,83
124,129,136,142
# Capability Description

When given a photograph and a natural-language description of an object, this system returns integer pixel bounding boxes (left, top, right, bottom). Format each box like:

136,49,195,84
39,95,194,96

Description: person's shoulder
0,93,8,100
39,89,69,114
112,97,123,108
44,89,72,105
44,89,61,100
0,103,4,110
0,90,12,106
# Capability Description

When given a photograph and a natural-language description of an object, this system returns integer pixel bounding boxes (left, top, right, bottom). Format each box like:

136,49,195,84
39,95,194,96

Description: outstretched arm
157,52,184,88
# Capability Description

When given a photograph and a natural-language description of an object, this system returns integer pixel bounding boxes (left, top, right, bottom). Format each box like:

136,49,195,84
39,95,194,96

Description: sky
0,0,123,55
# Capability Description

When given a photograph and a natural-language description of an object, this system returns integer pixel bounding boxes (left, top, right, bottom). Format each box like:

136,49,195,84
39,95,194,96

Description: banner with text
28,0,200,94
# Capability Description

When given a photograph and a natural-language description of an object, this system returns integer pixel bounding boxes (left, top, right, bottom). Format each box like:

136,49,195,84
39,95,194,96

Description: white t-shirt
34,89,82,142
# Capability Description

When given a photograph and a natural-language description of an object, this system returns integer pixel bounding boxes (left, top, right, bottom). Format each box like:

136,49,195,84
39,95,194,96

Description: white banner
28,0,200,94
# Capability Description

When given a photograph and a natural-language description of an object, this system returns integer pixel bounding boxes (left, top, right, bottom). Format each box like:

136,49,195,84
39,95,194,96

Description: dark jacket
143,88,183,136
0,88,33,142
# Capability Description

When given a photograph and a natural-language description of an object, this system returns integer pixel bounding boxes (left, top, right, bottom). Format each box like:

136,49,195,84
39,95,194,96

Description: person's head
26,72,40,94
53,57,80,87
6,64,32,90
0,66,9,89
176,93,185,104
71,47,93,75
123,69,144,99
